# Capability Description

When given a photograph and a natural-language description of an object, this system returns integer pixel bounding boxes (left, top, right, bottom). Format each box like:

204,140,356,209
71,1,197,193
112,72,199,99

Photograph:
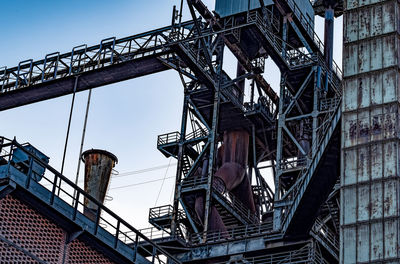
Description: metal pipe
72,89,92,203
60,76,79,175
323,7,334,93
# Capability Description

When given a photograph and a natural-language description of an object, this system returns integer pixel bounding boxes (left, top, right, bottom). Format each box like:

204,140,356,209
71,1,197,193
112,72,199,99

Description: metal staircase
282,99,341,237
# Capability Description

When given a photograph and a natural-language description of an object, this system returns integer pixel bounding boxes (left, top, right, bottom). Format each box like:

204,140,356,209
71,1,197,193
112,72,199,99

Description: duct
81,149,118,221
190,130,258,233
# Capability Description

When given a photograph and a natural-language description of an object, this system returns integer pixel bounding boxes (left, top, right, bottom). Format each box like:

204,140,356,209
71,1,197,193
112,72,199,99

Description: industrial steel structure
0,0,397,263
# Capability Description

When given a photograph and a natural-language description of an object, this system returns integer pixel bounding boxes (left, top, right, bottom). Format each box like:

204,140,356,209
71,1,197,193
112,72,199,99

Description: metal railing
180,176,208,190
149,205,185,225
0,20,198,93
157,128,208,146
157,132,180,146
247,7,343,90
137,227,174,242
212,243,326,264
216,190,260,225
320,96,341,111
311,218,339,253
190,222,274,245
149,205,174,220
279,157,308,171
247,11,314,69
0,137,181,264
179,174,259,225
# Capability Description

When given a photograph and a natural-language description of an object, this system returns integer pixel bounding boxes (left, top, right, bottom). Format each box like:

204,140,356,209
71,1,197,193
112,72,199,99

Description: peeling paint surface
342,0,400,262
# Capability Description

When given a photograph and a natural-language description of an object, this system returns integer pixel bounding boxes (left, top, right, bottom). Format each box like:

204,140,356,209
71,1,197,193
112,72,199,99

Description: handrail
312,218,339,251
211,243,322,264
190,223,274,245
0,138,181,264
157,128,208,146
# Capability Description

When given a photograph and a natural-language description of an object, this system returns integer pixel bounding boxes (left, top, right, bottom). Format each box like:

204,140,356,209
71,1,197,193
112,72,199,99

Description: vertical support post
324,7,334,70
236,62,246,103
72,191,80,220
324,7,334,93
312,66,319,156
171,94,189,235
250,79,255,107
281,16,288,59
203,39,224,240
132,233,138,262
94,207,101,235
273,17,288,231
252,125,267,216
114,220,120,249
273,74,286,231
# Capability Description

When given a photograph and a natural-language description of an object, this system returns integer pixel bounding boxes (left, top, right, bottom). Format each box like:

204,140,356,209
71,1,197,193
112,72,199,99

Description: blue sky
0,0,342,229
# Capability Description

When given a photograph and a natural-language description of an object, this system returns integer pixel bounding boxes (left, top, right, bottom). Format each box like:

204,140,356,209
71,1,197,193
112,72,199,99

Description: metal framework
0,0,344,263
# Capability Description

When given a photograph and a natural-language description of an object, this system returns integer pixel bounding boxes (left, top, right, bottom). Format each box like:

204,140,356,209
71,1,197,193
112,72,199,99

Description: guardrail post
114,221,120,249
25,156,34,189
151,246,156,263
132,233,139,262
94,207,101,235
49,176,58,206
72,191,80,220
0,66,6,93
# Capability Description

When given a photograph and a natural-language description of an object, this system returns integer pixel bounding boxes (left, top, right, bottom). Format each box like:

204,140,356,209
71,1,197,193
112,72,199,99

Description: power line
154,158,173,206
110,176,175,190
113,163,177,178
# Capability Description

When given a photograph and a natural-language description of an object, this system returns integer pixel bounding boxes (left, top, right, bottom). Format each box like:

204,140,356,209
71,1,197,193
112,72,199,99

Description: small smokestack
81,149,118,221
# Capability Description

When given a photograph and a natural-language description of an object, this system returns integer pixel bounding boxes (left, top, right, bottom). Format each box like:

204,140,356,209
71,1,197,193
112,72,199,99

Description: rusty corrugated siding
342,0,400,262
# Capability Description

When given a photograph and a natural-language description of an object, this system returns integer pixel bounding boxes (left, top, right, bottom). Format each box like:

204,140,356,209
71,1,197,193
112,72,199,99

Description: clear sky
0,0,342,230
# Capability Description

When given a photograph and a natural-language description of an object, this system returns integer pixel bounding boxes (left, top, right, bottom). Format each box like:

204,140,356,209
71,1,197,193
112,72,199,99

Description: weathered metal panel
344,78,357,111
371,72,383,105
214,0,314,23
371,183,383,219
357,185,369,221
385,219,398,258
342,227,356,263
357,146,369,182
344,2,397,42
342,0,400,262
383,69,398,103
357,224,369,262
371,222,384,260
342,187,356,224
343,148,357,184
371,144,382,179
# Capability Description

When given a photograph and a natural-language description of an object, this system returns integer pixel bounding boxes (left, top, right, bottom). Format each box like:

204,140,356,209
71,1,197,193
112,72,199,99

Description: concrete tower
342,0,400,262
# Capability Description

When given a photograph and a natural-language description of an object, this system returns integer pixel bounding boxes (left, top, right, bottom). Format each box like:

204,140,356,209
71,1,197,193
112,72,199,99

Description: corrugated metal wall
214,0,315,20
0,195,117,264
341,0,400,262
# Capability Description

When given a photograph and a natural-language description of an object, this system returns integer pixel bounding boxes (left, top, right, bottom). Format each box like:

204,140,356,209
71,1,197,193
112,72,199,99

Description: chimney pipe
81,149,118,221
